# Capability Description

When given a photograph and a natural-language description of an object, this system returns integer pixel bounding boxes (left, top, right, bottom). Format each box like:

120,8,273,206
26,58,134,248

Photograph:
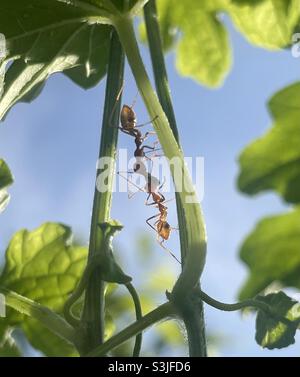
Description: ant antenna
130,90,138,109
109,80,125,127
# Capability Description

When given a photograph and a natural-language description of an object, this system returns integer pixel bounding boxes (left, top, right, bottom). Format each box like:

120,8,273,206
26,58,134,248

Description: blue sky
0,18,299,356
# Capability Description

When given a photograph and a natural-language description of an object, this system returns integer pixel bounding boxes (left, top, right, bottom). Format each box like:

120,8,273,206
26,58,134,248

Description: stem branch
86,301,174,357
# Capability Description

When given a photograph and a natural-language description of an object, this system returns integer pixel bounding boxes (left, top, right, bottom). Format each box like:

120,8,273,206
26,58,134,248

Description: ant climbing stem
109,81,158,138
112,83,180,264
146,208,181,265
117,161,181,264
110,82,161,164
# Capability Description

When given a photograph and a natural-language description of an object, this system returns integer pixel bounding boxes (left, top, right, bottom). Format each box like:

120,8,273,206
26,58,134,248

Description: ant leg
144,148,162,155
142,145,156,151
159,197,174,206
142,131,157,142
109,126,136,141
145,192,151,204
157,238,181,264
136,115,159,128
121,129,134,138
146,213,160,231
145,199,157,206
140,145,160,164
144,131,156,137
149,153,164,159
158,176,166,191
117,171,146,199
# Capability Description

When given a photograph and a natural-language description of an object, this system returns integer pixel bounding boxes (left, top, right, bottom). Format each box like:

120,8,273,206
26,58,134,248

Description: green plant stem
125,283,143,356
183,299,207,357
144,1,207,356
198,290,272,314
113,14,207,302
81,28,125,352
86,301,174,357
0,287,76,345
144,0,186,259
130,0,151,16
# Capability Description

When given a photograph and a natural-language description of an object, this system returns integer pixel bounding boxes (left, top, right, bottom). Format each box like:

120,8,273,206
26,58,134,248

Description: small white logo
0,33,6,59
291,33,300,58
0,293,6,318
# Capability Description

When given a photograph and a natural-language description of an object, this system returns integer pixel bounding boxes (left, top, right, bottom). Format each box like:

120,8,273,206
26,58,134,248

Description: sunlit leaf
0,0,111,120
238,209,300,300
255,292,300,349
268,81,300,122
238,82,300,204
141,0,231,87
174,5,231,87
142,0,299,87
227,0,300,49
22,319,78,357
0,159,13,213
0,222,87,356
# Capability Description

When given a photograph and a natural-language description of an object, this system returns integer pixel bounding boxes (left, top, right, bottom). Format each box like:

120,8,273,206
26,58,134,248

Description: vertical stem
144,0,187,264
184,300,207,357
81,28,125,352
144,0,207,356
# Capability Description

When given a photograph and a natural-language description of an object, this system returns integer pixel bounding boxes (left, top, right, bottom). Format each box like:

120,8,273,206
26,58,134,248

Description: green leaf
227,0,300,49
268,81,300,122
238,82,300,204
0,0,111,120
0,159,13,213
174,5,231,87
144,0,231,87
255,292,300,349
63,24,111,89
239,209,300,300
22,319,78,357
0,223,88,309
0,222,88,356
143,0,299,88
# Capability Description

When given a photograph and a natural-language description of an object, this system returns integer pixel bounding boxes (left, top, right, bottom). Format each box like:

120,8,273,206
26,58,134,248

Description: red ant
118,161,180,264
110,83,160,161
145,183,180,264
112,85,179,263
